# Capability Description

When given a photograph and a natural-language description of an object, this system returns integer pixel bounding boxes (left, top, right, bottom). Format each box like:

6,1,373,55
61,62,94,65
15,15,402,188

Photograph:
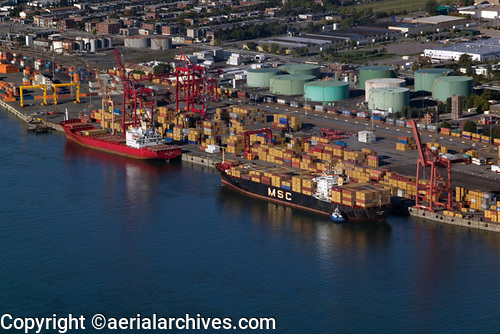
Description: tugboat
330,207,345,223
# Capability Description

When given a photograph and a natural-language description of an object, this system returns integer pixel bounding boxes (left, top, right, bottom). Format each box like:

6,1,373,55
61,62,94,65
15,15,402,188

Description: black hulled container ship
216,160,392,222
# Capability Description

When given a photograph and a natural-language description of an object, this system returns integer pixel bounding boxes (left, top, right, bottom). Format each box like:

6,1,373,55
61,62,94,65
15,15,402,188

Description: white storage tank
151,36,172,50
365,78,406,101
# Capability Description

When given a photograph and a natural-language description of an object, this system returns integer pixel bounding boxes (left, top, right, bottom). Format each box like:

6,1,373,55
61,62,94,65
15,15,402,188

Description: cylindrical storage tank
359,66,398,89
150,36,171,50
73,40,84,51
90,39,97,53
106,37,113,48
124,36,151,49
270,74,314,95
368,87,409,113
304,80,349,102
432,76,473,102
365,78,406,101
97,38,105,50
53,41,63,53
25,35,34,46
414,68,454,92
246,68,283,88
278,64,320,77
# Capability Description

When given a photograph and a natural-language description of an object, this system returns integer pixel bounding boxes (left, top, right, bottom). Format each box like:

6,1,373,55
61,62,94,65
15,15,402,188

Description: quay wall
409,207,500,232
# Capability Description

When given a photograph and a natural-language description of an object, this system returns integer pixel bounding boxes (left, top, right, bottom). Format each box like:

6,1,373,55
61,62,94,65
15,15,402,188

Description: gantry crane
409,119,455,212
20,84,47,107
113,49,157,133
243,128,273,158
94,69,116,134
53,82,80,105
175,52,218,117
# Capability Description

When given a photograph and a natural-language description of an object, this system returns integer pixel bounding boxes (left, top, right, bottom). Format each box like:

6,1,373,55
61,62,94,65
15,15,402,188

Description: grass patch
357,0,429,13
329,50,394,64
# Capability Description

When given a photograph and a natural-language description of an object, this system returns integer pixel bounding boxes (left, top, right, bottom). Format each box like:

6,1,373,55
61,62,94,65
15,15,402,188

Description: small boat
27,118,51,133
330,207,345,223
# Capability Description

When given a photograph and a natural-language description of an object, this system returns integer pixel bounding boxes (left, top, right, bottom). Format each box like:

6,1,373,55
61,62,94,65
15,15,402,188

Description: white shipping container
358,130,375,143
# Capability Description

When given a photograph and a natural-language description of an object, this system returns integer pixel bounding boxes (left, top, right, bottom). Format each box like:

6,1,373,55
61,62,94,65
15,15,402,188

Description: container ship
216,160,392,222
60,119,182,160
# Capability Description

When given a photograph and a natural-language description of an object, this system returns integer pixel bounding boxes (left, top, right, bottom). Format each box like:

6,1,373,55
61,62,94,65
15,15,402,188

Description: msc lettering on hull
268,187,292,201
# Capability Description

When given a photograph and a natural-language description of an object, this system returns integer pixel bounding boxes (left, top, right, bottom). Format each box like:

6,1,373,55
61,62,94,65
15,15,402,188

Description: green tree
270,43,280,54
425,0,438,16
153,63,172,74
463,120,477,133
441,121,452,129
246,41,257,51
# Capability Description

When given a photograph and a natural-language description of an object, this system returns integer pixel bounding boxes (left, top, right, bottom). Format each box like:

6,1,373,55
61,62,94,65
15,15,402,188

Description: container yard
0,45,498,232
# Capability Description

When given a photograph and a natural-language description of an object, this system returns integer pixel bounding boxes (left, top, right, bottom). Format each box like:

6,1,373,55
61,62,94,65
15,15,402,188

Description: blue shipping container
336,141,347,146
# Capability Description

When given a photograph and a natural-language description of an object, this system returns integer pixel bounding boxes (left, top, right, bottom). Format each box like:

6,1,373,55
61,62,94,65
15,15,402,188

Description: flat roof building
412,15,467,29
424,38,500,61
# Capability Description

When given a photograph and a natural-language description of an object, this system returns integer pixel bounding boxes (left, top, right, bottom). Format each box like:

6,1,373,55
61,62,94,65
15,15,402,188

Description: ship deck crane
409,119,458,212
20,84,47,107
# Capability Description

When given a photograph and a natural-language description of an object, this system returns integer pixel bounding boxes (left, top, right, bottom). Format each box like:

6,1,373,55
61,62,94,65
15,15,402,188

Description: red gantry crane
409,119,455,212
113,49,157,134
175,52,218,117
243,128,273,158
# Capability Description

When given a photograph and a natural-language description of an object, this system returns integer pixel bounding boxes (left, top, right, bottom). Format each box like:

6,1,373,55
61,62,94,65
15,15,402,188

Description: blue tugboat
330,207,345,223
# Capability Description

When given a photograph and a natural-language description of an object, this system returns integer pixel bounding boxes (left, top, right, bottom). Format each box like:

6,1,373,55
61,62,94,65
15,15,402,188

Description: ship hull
61,120,182,160
217,165,391,222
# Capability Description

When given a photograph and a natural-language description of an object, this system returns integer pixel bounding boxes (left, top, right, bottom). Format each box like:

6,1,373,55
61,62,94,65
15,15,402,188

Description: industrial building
412,15,467,30
424,38,500,61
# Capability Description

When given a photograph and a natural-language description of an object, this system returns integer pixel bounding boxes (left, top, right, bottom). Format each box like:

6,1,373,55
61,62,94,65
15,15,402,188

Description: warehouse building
412,15,467,30
424,38,500,61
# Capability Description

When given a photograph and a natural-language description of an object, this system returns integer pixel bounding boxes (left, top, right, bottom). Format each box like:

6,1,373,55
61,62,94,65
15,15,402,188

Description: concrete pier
409,207,500,232
181,152,221,168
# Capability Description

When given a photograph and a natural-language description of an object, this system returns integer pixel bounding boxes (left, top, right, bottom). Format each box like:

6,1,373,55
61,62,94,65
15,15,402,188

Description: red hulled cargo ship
60,119,182,160
216,160,391,222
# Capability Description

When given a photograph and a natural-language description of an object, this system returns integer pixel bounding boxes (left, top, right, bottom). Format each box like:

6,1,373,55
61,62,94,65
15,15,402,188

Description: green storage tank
368,87,409,113
414,68,454,92
278,64,320,77
246,68,283,88
269,74,314,96
304,80,349,102
359,66,398,89
432,76,473,102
